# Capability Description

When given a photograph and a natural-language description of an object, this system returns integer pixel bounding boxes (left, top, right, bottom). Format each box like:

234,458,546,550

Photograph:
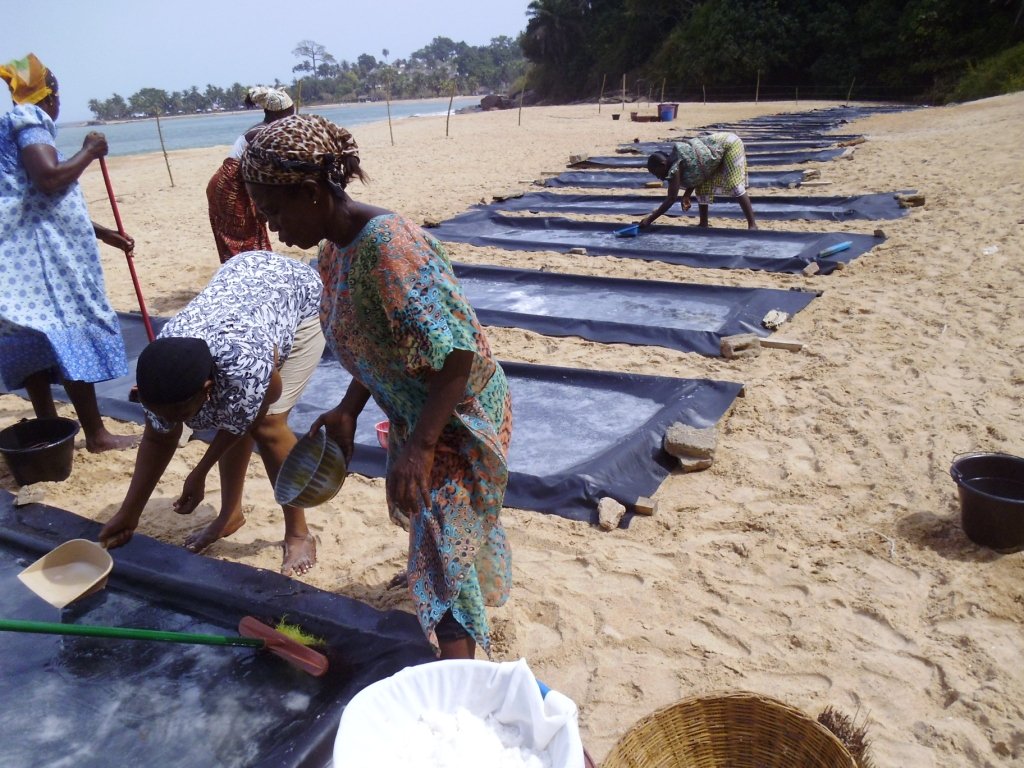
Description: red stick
98,157,155,342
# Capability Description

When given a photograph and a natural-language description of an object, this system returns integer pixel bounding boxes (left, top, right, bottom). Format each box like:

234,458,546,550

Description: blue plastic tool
817,240,852,258
614,224,640,238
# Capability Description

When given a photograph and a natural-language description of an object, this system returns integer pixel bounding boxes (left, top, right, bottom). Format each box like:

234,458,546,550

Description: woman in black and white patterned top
100,250,326,577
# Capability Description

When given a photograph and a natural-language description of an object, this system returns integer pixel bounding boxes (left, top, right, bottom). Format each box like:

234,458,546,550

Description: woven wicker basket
601,691,856,768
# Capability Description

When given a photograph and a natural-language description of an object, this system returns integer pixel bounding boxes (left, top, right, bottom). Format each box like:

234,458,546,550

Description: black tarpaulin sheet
0,493,433,768
286,359,743,520
701,105,912,137
486,191,908,222
571,146,846,168
431,209,882,274
620,138,843,153
542,168,806,189
451,262,817,356
1,314,743,521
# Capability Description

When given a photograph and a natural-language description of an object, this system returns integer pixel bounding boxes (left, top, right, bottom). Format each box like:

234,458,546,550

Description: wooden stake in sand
702,83,706,104
846,77,856,102
755,70,760,103
598,73,606,113
446,82,456,136
660,78,665,102
153,111,174,187
517,87,524,127
386,87,394,145
621,73,625,112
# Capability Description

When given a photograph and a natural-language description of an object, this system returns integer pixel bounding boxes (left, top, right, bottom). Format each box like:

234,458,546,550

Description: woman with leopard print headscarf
242,114,513,662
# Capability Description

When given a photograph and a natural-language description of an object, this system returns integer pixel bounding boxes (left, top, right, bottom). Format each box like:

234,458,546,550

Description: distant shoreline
61,94,482,129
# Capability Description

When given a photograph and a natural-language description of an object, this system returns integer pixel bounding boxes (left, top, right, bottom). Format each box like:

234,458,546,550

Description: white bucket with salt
334,658,584,767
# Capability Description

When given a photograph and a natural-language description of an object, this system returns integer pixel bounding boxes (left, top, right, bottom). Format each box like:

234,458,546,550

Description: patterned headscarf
242,114,361,195
0,53,52,105
247,86,293,113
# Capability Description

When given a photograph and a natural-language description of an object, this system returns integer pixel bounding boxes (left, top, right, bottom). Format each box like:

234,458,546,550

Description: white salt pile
370,706,551,768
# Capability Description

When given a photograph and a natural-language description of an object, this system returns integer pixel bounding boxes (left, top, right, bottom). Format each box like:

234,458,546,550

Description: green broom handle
0,618,263,648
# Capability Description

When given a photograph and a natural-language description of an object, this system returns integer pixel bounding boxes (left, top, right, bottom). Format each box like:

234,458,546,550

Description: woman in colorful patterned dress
0,53,136,452
640,132,758,229
241,114,513,660
99,251,326,577
205,86,294,262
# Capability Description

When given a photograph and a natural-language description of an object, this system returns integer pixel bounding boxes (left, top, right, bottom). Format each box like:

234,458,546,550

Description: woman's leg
698,203,710,227
436,610,477,660
183,436,252,553
23,371,58,418
738,192,758,229
63,379,138,452
251,411,316,576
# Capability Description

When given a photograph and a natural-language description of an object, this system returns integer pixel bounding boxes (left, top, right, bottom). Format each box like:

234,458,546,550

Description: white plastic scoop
17,539,113,609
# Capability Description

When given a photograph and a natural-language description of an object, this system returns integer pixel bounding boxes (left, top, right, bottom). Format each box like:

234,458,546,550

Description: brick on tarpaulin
664,422,717,460
720,333,761,359
896,193,925,208
15,484,46,506
597,497,627,531
678,455,714,473
633,496,658,516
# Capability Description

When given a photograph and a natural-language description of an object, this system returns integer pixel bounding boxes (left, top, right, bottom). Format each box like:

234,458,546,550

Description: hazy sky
1,0,533,122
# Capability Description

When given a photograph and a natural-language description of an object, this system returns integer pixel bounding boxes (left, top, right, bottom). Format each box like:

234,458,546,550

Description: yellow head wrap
0,53,53,105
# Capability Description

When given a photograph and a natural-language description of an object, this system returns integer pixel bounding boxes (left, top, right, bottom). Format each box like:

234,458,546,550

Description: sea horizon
54,95,481,158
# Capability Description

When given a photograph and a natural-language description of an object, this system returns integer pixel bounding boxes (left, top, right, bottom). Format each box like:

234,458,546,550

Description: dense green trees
520,0,1024,103
87,35,526,121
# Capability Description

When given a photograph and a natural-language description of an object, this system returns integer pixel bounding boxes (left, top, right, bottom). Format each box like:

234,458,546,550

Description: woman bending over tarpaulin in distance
640,132,757,230
0,53,136,452
206,86,295,262
241,114,513,661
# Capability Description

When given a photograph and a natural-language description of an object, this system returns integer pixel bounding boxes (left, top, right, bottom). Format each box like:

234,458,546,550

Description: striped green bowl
274,428,348,507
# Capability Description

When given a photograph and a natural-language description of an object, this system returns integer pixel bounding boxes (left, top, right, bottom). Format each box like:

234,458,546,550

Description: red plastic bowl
375,420,389,450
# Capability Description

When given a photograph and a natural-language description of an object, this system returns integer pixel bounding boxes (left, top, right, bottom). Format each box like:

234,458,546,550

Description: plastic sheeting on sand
430,209,882,274
485,191,908,222
569,146,846,169
451,262,817,356
700,105,912,137
0,494,434,768
1,314,744,522
542,168,807,189
620,138,845,153
288,358,743,520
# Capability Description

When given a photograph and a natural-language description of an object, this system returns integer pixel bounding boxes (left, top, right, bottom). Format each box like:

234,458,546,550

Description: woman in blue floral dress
0,54,135,452
242,115,513,660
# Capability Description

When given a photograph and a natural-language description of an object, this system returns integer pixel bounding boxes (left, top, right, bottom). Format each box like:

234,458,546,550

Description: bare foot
183,511,245,554
281,533,317,577
86,431,140,453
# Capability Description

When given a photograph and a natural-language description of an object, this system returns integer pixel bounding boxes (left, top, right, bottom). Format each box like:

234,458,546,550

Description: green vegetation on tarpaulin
518,0,1024,104
86,36,527,121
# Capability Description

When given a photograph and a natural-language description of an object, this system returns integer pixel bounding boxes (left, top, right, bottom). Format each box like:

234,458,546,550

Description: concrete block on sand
597,497,626,530
721,333,761,359
634,496,658,516
664,422,717,461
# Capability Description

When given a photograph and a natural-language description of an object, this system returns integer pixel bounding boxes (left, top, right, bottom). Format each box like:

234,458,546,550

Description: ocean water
55,95,480,158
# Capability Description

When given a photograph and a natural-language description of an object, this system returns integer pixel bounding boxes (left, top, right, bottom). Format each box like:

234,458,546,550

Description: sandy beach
2,94,1022,766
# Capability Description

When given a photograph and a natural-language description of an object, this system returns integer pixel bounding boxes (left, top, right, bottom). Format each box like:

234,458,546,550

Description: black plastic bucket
949,452,1024,553
0,417,80,486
